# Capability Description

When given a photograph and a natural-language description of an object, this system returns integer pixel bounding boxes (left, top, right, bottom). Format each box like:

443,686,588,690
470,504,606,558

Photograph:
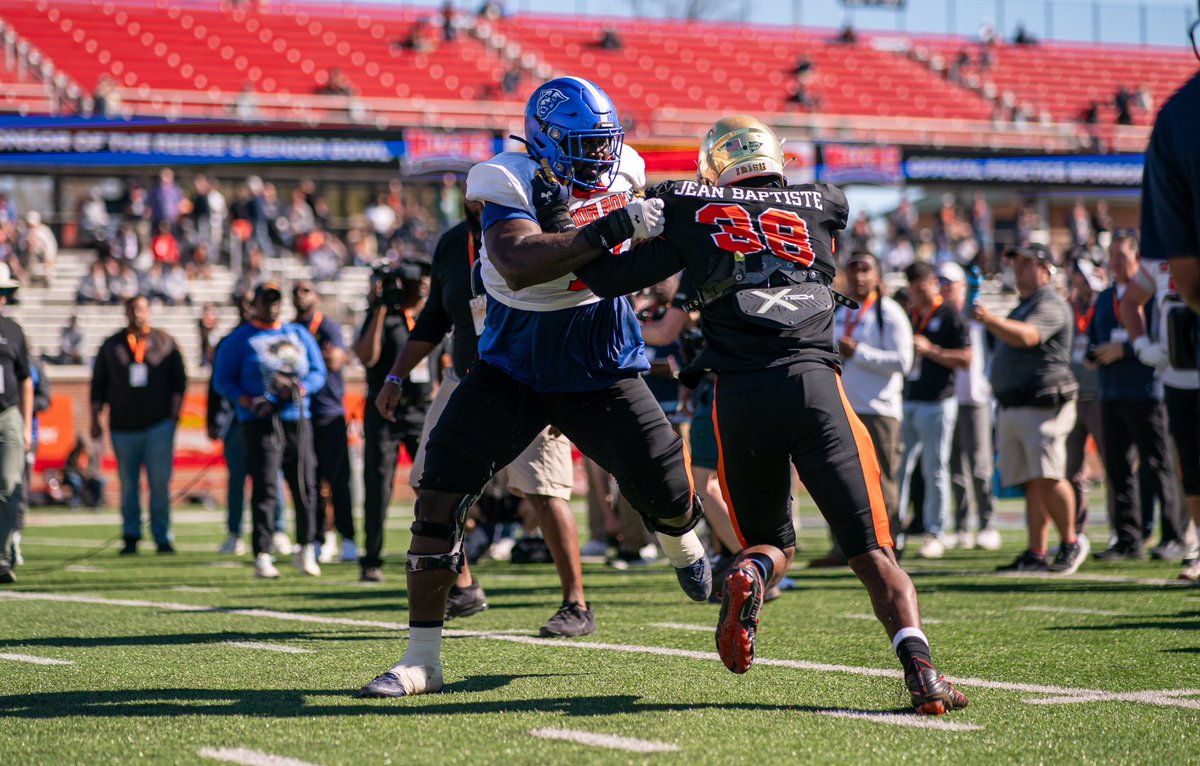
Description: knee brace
406,492,479,574
641,492,705,537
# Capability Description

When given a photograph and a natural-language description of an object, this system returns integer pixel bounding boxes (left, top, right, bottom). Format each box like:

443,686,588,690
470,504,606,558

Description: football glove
531,170,574,233
583,197,665,250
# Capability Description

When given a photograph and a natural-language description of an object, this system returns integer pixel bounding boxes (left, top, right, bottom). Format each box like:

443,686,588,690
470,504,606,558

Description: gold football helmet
697,115,785,186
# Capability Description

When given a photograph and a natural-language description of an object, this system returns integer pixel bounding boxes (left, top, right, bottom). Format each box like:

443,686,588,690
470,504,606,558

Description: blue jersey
466,149,650,392
213,321,326,422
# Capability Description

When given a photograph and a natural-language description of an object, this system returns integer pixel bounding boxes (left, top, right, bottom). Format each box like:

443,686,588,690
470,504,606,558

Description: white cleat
358,663,444,698
295,544,321,577
254,552,280,579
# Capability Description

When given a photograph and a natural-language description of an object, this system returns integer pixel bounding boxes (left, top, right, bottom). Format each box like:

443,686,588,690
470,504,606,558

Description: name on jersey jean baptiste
671,180,826,210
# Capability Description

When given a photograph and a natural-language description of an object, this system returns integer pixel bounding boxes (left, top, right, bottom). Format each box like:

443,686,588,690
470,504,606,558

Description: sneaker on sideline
996,550,1048,572
217,534,246,556
1048,534,1090,575
918,534,945,559
445,578,489,619
317,531,337,564
255,553,280,579
270,531,292,557
295,544,321,576
579,539,609,559
539,602,595,637
975,527,1002,551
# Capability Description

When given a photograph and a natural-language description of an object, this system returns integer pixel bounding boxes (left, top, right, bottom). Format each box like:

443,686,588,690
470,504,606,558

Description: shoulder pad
466,152,539,213
616,145,647,191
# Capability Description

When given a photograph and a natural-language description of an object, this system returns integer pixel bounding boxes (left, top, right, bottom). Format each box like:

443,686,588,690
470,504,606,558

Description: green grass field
1,497,1197,765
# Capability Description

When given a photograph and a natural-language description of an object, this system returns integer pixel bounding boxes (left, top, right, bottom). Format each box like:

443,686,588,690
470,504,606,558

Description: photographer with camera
355,259,433,583
213,282,327,579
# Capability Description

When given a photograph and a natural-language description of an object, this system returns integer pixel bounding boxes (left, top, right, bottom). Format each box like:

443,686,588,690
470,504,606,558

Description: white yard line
844,613,943,624
0,652,73,666
651,622,711,632
815,710,981,731
198,747,323,766
529,728,680,753
5,590,1198,711
172,586,222,593
220,641,312,654
1018,606,1125,617
63,565,104,573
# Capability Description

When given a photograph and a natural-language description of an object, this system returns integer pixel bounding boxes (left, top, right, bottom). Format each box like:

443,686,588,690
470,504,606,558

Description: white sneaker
637,543,660,561
217,534,246,556
486,537,516,562
955,530,975,550
295,544,321,576
1178,561,1200,582
255,552,280,579
918,534,945,559
12,531,22,566
340,538,359,563
579,539,610,559
317,531,337,564
975,528,1002,551
271,532,292,556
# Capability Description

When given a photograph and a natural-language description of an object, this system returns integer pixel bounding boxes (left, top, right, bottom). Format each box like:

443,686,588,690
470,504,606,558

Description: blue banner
902,153,1144,187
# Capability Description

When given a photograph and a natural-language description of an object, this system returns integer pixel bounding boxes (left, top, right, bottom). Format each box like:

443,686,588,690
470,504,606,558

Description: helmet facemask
543,124,625,192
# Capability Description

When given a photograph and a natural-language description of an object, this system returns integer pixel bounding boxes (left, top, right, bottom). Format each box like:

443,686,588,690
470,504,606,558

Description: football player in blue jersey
359,77,711,698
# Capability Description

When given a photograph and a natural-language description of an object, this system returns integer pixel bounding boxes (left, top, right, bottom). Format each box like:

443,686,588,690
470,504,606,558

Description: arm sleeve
212,332,243,403
300,329,327,395
854,300,915,375
90,340,109,404
573,238,687,299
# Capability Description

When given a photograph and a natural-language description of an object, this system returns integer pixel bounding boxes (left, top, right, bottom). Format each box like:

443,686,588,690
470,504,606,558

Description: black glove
531,171,574,233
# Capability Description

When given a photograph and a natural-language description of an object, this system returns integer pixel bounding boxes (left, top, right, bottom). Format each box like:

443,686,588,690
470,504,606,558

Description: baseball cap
254,282,282,301
935,261,966,284
1073,259,1106,292
1007,243,1057,270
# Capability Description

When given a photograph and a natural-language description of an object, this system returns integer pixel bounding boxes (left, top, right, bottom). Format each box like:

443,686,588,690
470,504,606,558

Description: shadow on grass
0,683,897,720
1050,618,1200,632
0,630,386,650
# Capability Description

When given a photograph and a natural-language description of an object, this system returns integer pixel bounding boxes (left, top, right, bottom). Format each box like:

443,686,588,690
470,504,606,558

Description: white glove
1132,335,1169,370
626,197,666,243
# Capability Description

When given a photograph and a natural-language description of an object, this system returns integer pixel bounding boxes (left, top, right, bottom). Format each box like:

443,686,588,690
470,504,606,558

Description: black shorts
712,363,893,557
419,361,693,521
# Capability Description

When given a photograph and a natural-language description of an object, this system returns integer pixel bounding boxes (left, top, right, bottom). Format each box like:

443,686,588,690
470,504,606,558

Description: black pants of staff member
313,415,354,542
1101,400,1184,552
1164,385,1200,499
243,418,318,557
362,403,420,572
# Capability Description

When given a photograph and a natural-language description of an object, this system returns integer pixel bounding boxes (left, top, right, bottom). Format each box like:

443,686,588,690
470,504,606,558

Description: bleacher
0,1,1191,151
9,250,373,375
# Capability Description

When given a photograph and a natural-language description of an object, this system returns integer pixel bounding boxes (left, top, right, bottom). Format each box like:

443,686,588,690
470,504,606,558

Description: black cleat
996,550,1047,572
445,578,489,620
539,601,595,637
120,538,138,556
674,555,712,602
906,658,969,715
715,560,764,674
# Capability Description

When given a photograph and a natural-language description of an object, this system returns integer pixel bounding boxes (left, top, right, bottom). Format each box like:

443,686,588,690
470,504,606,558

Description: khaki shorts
409,368,574,500
996,400,1076,487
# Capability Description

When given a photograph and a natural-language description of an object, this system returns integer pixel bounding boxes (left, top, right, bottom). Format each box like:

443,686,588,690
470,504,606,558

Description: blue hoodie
213,321,326,422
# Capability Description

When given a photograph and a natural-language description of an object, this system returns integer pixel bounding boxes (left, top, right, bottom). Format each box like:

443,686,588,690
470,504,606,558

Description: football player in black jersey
537,115,967,715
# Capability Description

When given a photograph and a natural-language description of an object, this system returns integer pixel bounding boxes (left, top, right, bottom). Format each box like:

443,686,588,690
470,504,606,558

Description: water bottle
966,265,982,316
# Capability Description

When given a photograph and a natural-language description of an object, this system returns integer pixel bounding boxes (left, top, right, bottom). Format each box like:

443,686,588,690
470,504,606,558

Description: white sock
656,529,705,569
891,626,929,654
394,626,443,669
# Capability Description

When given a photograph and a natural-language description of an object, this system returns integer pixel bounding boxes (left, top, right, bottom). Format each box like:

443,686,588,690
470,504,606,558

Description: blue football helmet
523,77,625,192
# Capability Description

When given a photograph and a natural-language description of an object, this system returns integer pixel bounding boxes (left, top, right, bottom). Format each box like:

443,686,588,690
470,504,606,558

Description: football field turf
2,497,1197,765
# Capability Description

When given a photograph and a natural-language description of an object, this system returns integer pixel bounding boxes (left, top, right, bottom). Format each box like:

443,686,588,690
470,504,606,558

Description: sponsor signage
902,153,1144,187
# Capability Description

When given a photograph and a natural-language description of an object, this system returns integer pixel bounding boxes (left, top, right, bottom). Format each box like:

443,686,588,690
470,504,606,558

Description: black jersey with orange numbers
574,179,850,377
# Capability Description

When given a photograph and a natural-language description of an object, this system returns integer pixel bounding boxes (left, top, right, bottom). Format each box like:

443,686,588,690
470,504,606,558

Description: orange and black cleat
715,560,764,674
905,658,969,715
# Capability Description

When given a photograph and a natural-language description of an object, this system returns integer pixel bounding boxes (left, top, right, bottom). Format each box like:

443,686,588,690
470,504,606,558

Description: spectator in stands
0,194,16,227
1092,201,1114,244
441,1,457,42
91,295,187,556
1087,234,1186,560
112,222,141,264
76,260,111,305
837,22,857,44
812,252,913,567
1113,85,1134,126
109,261,141,304
22,211,57,287
977,244,1084,573
938,262,999,551
149,168,184,231
477,0,504,20
161,263,190,306
847,212,873,255
792,55,814,76
366,194,397,253
318,68,356,97
1013,23,1037,45
1082,100,1100,125
189,242,212,280
234,83,261,122
152,221,181,266
0,266,31,584
306,231,345,282
79,188,110,245
501,63,522,95
1066,259,1108,536
898,261,972,559
598,25,622,50
285,188,316,252
292,280,355,565
92,75,122,119
198,303,218,369
787,81,820,110
49,315,85,366
191,175,226,257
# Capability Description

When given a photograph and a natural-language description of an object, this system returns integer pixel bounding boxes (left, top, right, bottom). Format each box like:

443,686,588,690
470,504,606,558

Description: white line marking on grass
651,622,711,632
0,652,73,666
7,590,1199,711
198,747,323,766
844,613,943,624
1023,690,1200,706
530,728,679,753
221,641,312,654
172,586,222,593
63,565,103,573
210,562,244,569
1018,606,1125,617
815,710,981,731
996,571,1185,587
